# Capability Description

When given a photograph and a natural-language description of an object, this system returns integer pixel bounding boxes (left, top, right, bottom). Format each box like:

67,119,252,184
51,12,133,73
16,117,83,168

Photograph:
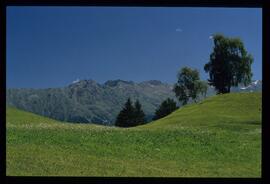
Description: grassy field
6,92,261,177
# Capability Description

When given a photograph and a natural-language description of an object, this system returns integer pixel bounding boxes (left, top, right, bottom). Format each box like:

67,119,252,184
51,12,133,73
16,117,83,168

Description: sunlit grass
7,92,261,177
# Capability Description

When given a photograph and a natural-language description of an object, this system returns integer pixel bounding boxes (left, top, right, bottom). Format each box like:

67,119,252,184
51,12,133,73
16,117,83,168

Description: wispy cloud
209,35,213,39
176,28,183,32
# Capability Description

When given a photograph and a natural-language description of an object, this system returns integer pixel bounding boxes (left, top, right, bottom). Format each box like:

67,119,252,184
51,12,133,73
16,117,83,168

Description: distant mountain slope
6,79,262,125
6,80,177,125
232,80,262,92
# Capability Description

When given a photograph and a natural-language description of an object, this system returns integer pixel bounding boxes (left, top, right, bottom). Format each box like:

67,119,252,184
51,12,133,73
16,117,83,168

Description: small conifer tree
115,98,146,127
153,98,178,120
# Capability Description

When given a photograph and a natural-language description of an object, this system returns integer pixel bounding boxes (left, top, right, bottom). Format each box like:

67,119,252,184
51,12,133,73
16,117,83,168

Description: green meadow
6,92,261,177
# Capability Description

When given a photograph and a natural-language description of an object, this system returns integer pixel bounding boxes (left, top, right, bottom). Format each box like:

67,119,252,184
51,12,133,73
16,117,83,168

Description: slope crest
142,92,261,129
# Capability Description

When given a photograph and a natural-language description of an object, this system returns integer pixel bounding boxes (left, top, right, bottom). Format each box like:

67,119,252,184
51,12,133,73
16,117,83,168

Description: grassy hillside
6,92,261,177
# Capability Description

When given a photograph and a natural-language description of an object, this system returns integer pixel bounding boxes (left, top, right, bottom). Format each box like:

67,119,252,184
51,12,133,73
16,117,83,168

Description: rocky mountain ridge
6,79,262,125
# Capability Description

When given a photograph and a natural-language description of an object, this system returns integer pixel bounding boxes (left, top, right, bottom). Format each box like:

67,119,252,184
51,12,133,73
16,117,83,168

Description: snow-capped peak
72,79,80,84
239,80,261,91
253,80,259,85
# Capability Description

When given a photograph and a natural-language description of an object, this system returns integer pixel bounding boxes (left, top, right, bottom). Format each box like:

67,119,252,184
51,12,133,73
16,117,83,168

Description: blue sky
7,7,262,88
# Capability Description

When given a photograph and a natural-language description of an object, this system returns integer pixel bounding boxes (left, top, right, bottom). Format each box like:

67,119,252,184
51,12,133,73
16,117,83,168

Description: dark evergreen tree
115,98,146,127
204,34,253,94
153,98,178,120
134,100,146,125
115,98,135,127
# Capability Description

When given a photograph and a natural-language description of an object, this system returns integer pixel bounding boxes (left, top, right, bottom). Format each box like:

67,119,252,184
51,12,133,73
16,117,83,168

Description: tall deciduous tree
173,67,208,105
204,34,253,94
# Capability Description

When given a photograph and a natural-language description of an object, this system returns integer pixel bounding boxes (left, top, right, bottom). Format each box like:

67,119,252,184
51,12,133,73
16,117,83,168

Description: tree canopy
204,34,253,94
115,98,146,127
173,67,208,105
153,98,178,120
133,100,146,126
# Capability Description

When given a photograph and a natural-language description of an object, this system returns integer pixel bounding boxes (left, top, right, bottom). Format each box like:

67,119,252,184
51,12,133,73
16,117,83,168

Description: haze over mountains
6,79,262,125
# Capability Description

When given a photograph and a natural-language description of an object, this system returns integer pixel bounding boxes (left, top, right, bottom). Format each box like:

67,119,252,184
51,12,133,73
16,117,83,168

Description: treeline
115,34,253,127
115,98,146,127
115,97,178,127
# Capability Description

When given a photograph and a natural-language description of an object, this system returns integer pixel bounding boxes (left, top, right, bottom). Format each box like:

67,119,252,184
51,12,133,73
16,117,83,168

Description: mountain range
6,79,262,125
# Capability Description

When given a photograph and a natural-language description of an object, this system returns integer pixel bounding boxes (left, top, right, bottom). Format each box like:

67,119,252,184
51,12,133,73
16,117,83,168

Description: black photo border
1,0,269,184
